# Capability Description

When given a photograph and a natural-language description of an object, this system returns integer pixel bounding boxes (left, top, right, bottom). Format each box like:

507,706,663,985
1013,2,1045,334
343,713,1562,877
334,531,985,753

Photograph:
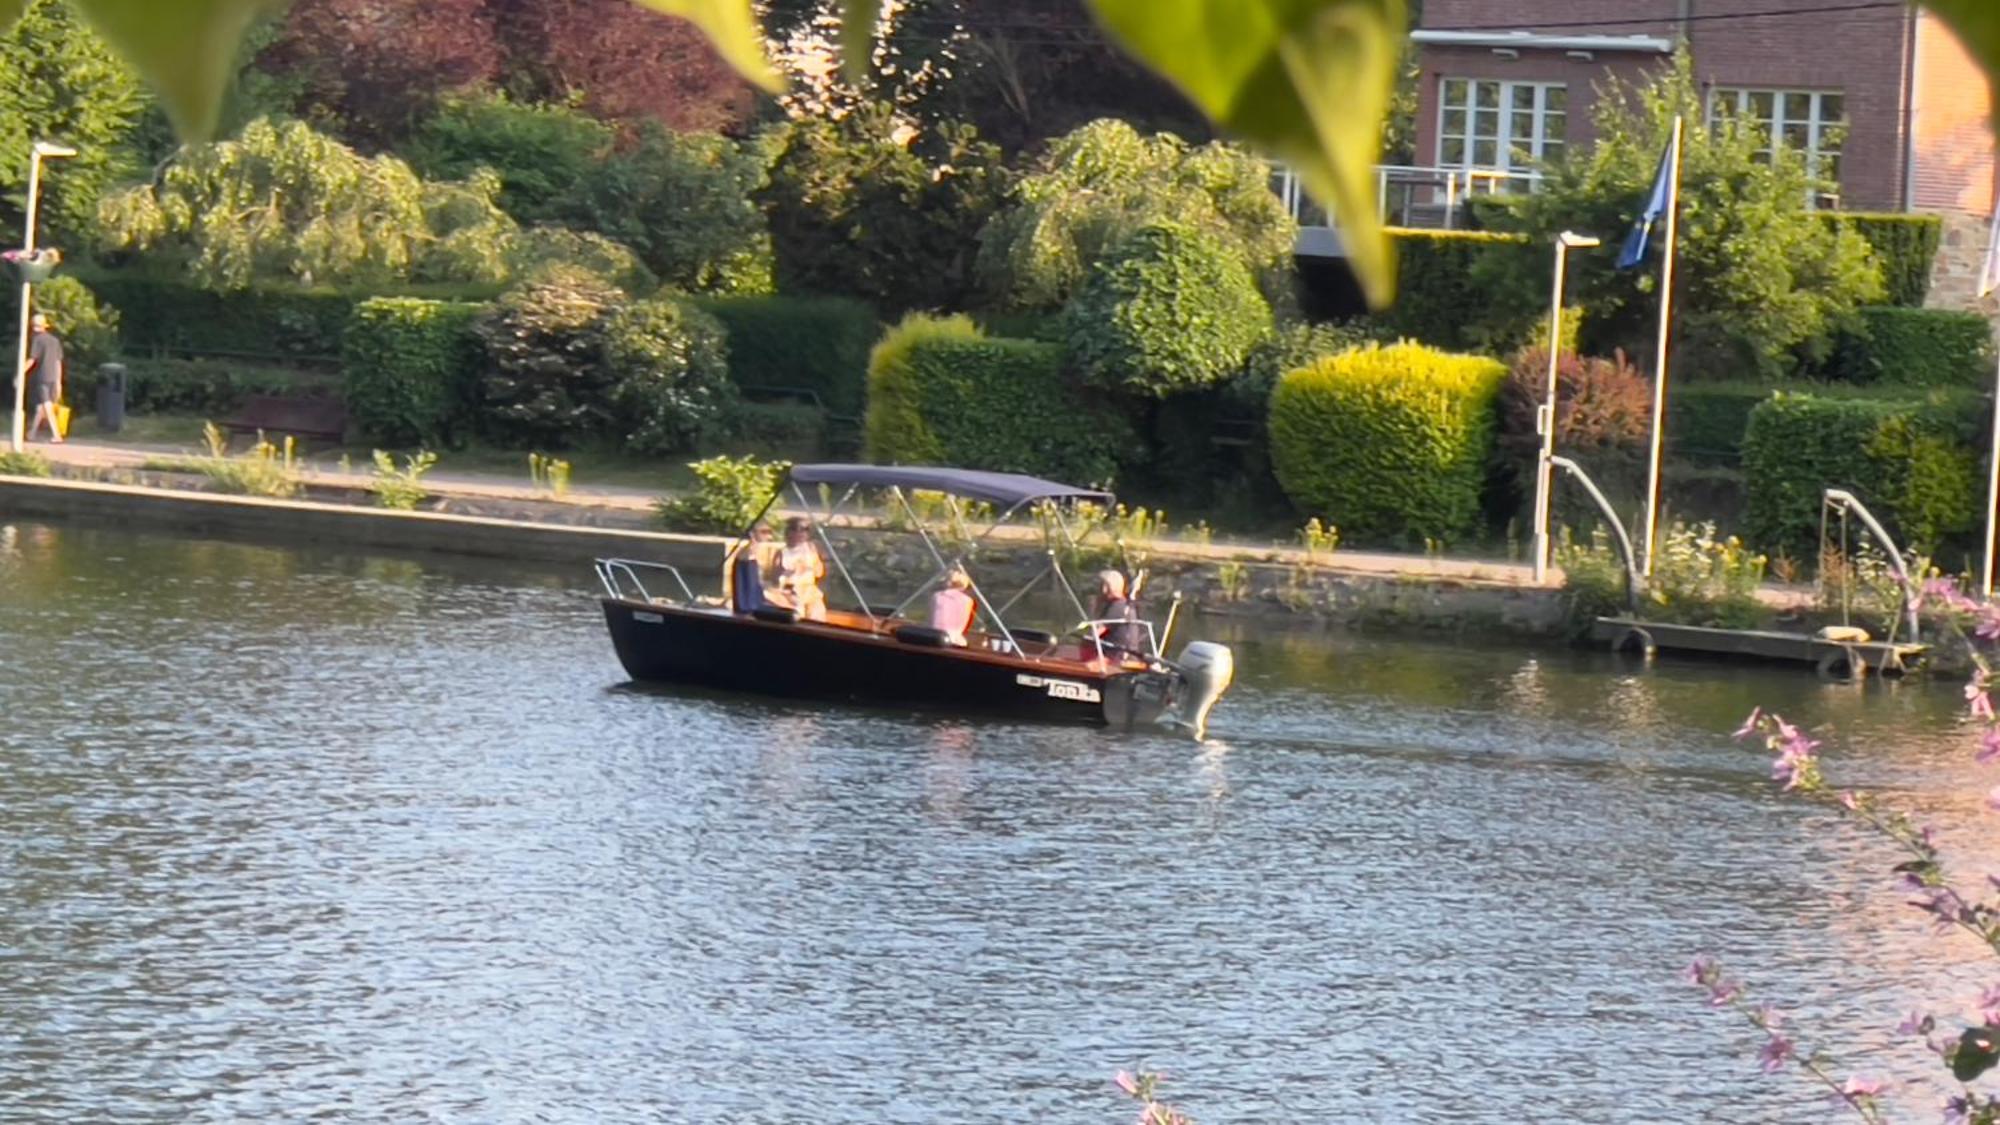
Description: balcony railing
1271,164,1545,235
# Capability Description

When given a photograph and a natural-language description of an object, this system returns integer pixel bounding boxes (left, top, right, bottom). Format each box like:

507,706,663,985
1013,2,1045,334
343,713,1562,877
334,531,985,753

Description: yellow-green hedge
1269,341,1507,543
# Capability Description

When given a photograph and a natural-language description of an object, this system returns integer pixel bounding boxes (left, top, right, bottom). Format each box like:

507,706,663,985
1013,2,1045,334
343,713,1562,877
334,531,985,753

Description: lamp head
1558,230,1602,249
32,142,78,159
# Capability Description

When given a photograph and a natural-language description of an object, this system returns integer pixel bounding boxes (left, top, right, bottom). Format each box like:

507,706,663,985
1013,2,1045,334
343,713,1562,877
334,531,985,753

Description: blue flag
1616,140,1676,269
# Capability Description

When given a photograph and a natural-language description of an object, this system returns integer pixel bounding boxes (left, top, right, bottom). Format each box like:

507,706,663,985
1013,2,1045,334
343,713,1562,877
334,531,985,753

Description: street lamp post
12,140,78,452
1531,230,1601,584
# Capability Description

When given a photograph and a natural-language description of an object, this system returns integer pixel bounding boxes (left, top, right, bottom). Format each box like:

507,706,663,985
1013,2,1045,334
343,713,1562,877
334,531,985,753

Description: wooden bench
220,394,348,447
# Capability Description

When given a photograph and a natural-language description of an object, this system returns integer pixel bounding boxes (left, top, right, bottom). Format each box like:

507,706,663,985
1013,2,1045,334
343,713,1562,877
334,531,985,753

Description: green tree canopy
1063,220,1274,398
566,123,775,295
1480,54,1884,379
758,102,1008,315
95,117,519,291
975,118,1296,314
0,0,149,242
405,92,615,225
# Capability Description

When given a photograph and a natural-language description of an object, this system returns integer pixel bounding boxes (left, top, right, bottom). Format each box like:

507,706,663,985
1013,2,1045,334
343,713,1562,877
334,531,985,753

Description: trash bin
95,362,125,432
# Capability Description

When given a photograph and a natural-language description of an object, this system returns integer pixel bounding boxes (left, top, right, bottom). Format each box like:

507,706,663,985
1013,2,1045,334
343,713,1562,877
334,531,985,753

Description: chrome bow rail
594,557,696,605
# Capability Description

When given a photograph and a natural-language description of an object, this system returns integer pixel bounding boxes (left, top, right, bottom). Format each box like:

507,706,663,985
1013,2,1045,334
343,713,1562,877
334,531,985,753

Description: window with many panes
1436,78,1567,180
1706,88,1845,198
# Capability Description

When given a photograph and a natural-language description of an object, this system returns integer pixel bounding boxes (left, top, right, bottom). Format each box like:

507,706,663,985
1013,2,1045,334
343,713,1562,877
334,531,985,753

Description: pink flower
1979,727,2000,765
1757,1033,1795,1072
1839,790,1861,811
1989,786,2000,813
1113,1071,1139,1097
1895,1010,1932,1037
1840,1075,1886,1098
1968,683,1996,722
1733,707,1763,739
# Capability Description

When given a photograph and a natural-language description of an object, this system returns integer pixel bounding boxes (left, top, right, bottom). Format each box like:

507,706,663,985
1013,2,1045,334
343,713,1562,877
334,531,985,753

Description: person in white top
776,516,827,621
929,566,976,645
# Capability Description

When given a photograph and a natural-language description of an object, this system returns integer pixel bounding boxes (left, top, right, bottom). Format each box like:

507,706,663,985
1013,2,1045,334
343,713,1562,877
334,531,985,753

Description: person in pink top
929,567,976,645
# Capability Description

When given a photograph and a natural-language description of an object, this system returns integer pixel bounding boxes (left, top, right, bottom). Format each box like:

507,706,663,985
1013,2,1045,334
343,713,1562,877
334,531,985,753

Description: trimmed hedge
69,357,330,416
343,298,486,446
1269,341,1507,544
864,314,1123,485
693,295,878,417
1742,391,1978,557
80,271,505,361
1376,229,1536,351
1668,383,1775,463
1827,212,1941,308
1828,306,1991,387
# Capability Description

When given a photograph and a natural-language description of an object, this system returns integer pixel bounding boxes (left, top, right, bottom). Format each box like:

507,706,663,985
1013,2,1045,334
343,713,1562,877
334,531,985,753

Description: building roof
1411,30,1673,53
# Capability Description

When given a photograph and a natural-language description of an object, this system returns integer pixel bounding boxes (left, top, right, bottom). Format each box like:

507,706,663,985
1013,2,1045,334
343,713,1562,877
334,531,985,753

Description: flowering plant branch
1112,1069,1194,1125
1688,578,2000,1122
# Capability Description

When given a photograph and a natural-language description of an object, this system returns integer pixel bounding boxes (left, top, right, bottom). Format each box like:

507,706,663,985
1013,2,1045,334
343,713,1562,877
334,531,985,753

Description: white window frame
1435,78,1568,179
1706,87,1845,202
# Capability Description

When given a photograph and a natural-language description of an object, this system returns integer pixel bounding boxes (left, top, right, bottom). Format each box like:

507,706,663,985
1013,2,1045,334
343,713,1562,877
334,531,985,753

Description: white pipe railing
1272,163,1545,232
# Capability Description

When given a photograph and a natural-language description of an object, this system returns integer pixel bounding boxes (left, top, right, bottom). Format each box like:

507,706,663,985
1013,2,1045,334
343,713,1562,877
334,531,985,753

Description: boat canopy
785,464,1111,508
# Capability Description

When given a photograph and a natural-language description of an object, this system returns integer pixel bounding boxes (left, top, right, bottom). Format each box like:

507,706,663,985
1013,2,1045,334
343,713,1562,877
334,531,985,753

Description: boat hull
602,599,1176,727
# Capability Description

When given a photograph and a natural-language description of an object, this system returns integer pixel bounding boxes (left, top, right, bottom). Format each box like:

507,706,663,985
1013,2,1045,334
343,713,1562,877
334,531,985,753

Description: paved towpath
23,435,1570,588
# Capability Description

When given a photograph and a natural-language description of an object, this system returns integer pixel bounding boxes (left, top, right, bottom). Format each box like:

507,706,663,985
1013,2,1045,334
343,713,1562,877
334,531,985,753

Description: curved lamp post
1531,229,1600,585
12,140,78,452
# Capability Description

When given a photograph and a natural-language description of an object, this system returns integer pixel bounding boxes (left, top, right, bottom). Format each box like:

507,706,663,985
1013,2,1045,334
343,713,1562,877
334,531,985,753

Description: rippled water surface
0,522,1994,1122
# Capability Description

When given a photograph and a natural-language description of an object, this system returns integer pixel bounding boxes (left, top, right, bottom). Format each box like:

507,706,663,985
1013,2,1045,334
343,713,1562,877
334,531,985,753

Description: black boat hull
602,599,1176,727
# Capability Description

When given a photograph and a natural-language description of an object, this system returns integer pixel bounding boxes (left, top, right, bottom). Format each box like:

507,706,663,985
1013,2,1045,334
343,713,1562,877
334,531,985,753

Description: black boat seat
1010,628,1058,647
892,624,952,647
752,605,799,625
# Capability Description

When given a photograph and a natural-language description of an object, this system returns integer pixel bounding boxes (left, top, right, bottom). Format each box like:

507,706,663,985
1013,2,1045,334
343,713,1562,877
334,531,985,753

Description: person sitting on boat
929,566,976,645
726,523,778,613
777,516,828,622
1084,568,1145,657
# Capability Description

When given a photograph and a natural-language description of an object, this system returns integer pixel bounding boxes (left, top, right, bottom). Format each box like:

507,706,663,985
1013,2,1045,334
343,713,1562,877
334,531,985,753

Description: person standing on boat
778,516,827,621
23,314,64,444
930,566,976,645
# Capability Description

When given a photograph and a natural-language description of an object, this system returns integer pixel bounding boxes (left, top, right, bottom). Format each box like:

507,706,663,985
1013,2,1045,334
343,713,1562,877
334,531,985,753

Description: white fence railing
1271,164,1545,233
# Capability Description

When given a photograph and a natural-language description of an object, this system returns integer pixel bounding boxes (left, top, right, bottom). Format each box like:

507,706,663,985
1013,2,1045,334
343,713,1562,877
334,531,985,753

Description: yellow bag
53,402,70,438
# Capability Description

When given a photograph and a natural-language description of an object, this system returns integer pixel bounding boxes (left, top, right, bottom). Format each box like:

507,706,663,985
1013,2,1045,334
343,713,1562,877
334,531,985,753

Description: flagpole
1639,115,1684,578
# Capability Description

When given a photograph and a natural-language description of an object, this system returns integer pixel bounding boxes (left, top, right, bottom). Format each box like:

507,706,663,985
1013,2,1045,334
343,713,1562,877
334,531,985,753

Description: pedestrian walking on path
23,313,64,444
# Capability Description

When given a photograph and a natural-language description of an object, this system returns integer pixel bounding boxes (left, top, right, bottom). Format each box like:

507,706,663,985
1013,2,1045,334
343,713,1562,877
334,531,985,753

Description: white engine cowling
1170,641,1234,740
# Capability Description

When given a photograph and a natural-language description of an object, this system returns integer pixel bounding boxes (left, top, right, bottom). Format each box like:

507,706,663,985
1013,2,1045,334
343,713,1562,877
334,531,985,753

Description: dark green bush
1742,391,1977,557
471,266,624,448
1227,319,1385,414
343,297,485,446
1828,306,1991,387
1378,229,1536,351
406,93,614,224
1669,383,1774,463
68,357,328,416
1269,342,1508,544
602,297,735,455
12,277,121,369
723,400,826,458
1063,221,1273,398
84,273,362,359
1827,213,1941,308
692,295,878,417
864,314,1124,485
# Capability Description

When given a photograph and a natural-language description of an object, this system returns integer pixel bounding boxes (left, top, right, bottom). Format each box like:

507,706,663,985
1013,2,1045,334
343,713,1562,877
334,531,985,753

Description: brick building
1411,1,1998,303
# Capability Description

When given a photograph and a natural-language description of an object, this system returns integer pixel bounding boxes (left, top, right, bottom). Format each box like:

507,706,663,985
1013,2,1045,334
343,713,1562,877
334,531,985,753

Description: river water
0,521,1994,1123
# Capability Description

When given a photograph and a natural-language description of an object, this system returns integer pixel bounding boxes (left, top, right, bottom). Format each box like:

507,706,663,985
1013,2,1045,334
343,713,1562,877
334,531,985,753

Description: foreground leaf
627,0,781,93
1085,0,1404,308
0,0,27,32
839,0,882,84
68,0,272,140
1922,1,2000,100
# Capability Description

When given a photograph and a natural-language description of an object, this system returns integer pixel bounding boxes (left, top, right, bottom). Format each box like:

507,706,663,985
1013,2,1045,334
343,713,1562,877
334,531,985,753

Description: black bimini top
786,464,1112,508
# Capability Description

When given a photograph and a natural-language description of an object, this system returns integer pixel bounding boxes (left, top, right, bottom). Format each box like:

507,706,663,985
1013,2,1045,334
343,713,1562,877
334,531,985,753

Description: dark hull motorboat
594,463,1236,736
602,599,1194,728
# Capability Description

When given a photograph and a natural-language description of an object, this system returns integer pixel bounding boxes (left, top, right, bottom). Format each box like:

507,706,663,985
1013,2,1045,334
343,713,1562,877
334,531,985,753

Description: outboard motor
1169,641,1235,740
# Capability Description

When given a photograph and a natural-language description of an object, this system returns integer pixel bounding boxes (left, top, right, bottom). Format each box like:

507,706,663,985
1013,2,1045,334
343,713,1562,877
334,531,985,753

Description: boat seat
892,624,952,648
1010,628,1058,647
752,605,799,625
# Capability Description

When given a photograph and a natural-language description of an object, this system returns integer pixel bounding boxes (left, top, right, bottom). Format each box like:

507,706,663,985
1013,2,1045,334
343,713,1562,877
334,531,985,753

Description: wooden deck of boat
1590,617,1926,678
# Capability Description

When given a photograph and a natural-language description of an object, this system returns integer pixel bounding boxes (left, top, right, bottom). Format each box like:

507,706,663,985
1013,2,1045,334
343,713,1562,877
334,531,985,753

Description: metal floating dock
1590,617,1926,680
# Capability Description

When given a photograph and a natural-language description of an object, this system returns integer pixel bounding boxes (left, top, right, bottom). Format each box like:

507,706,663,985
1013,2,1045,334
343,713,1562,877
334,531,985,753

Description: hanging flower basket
2,248,61,284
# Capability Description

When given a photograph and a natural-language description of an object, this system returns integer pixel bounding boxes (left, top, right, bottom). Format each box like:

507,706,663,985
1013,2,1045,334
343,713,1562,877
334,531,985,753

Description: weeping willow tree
974,118,1297,314
96,117,518,290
